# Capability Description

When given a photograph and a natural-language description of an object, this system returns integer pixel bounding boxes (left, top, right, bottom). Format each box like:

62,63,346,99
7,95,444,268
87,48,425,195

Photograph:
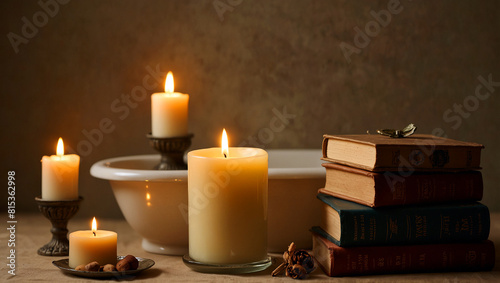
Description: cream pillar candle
41,138,80,200
151,71,189,137
69,217,117,268
188,129,268,264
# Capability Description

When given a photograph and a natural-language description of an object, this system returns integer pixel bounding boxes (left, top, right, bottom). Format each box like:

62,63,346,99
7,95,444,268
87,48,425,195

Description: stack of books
312,134,495,277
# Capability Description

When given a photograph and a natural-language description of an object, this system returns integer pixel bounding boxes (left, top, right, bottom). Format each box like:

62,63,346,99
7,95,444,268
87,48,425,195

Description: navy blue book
316,193,490,247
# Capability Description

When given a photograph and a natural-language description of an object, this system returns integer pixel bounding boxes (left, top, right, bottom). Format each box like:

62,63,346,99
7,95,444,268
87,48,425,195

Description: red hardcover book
312,231,495,277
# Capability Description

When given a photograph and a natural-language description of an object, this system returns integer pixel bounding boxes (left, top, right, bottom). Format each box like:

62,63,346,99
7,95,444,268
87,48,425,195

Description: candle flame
56,137,64,156
165,71,174,93
221,128,229,158
92,217,97,236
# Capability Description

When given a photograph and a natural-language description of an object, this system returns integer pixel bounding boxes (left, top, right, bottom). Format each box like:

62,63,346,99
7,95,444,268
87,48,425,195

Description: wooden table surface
1,213,499,282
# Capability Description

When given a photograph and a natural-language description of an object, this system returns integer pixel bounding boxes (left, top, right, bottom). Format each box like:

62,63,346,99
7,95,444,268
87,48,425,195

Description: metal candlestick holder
35,196,82,256
147,133,194,170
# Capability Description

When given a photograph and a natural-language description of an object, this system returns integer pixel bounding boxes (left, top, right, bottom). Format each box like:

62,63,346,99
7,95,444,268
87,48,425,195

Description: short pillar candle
68,217,117,268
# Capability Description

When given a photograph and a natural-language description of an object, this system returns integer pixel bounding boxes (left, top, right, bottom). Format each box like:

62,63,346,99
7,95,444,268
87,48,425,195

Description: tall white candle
188,129,268,264
151,71,189,137
41,138,80,200
69,217,117,268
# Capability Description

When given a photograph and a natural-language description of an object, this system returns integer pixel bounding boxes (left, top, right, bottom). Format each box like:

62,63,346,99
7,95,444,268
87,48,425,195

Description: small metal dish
52,256,154,278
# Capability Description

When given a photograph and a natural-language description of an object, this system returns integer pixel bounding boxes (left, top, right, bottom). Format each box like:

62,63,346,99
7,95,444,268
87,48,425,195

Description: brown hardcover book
320,163,483,207
322,134,483,172
312,231,495,277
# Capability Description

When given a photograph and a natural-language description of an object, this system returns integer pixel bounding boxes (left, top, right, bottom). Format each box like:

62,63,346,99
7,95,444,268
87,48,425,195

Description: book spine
312,233,495,277
375,145,482,171
373,171,483,207
338,203,490,246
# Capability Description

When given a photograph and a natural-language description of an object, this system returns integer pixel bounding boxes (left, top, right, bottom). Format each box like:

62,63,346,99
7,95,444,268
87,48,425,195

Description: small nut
102,264,116,272
85,261,100,271
116,255,139,271
75,264,86,271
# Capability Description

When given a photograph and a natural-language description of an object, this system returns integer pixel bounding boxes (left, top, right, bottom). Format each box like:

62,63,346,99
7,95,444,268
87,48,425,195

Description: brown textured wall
1,0,499,217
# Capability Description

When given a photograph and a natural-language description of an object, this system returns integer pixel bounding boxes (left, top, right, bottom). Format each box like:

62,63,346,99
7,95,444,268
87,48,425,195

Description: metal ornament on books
377,123,417,138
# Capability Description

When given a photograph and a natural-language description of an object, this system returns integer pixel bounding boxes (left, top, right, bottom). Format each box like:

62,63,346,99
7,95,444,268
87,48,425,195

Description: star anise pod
271,242,315,279
286,264,308,279
290,249,316,274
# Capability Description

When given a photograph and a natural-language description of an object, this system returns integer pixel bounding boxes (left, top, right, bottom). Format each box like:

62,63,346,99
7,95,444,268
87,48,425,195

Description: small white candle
151,71,189,137
41,138,80,200
188,129,268,264
69,217,117,268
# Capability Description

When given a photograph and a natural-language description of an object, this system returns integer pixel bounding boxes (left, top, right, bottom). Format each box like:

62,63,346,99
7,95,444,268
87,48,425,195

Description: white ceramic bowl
90,149,325,254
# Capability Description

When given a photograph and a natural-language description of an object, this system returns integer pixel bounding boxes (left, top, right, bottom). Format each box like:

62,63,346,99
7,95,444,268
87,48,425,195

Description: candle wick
93,231,96,237
223,153,227,158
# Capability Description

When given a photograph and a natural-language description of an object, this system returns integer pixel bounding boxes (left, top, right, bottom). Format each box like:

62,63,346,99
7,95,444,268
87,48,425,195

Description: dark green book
317,193,490,247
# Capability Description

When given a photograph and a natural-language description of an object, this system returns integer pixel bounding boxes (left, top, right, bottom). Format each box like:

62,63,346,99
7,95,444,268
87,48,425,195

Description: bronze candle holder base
147,133,194,170
35,196,83,256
